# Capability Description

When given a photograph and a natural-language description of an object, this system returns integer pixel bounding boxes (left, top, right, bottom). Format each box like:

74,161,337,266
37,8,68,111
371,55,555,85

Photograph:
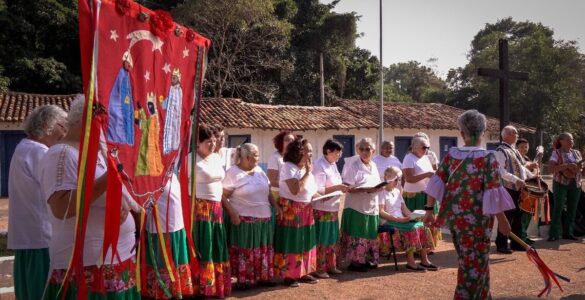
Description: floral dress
425,147,514,299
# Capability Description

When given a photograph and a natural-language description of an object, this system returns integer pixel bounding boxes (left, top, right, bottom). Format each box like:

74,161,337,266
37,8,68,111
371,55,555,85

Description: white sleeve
402,154,415,169
267,153,280,170
280,163,299,181
495,150,521,184
222,168,237,190
312,164,327,195
341,161,356,186
549,150,559,163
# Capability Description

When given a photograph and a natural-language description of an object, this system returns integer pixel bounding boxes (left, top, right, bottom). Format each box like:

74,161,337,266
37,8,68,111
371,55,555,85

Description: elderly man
8,105,67,300
495,125,534,253
373,141,402,180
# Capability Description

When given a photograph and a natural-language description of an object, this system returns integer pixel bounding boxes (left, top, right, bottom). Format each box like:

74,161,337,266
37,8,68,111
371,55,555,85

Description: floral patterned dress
425,147,514,300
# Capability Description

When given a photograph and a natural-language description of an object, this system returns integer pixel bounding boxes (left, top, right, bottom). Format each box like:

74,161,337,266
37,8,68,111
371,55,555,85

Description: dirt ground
0,197,584,299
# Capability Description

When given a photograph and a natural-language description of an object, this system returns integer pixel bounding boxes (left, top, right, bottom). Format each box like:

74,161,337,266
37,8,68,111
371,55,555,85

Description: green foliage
447,17,585,147
0,0,81,93
384,60,447,103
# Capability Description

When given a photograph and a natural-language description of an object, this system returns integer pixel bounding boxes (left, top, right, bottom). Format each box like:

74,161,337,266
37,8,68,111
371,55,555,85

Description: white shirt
312,157,343,212
40,144,135,269
147,174,184,233
7,139,52,249
279,162,318,203
223,165,271,218
372,154,402,180
195,153,225,201
341,158,381,215
218,147,235,172
402,153,433,193
427,150,439,166
379,188,404,225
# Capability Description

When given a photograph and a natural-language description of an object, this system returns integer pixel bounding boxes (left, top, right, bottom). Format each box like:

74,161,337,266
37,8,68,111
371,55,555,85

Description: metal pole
379,0,384,146
320,52,325,106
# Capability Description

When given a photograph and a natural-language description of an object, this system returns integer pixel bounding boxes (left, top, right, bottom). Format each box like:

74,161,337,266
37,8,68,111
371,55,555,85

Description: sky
322,0,585,77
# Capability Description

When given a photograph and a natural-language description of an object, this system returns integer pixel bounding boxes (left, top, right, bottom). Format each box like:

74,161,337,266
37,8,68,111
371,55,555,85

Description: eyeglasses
422,146,430,150
358,147,372,152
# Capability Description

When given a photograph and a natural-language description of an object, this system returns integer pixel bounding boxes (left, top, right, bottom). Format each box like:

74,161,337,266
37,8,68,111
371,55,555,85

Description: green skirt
340,208,379,240
14,248,50,300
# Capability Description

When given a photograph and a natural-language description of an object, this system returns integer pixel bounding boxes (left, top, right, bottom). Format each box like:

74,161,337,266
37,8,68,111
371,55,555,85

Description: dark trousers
496,188,523,249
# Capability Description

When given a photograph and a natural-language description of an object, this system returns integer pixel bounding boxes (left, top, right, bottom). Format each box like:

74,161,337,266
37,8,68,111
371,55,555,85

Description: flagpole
379,0,384,146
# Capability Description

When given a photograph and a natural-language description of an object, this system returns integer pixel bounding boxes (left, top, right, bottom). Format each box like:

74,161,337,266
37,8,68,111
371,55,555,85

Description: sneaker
314,271,330,279
406,264,427,272
300,274,319,284
329,268,343,275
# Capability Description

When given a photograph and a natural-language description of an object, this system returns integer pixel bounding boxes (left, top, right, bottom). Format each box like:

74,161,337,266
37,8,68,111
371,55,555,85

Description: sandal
406,264,427,272
314,271,330,279
284,278,300,287
420,263,439,271
300,274,319,284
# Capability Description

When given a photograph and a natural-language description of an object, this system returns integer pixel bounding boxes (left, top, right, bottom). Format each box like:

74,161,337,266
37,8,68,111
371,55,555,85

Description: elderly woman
340,138,384,272
222,143,281,289
193,124,231,298
424,109,513,299
143,173,193,299
7,105,67,300
547,132,584,241
312,139,348,278
378,166,436,272
274,138,319,287
402,136,435,211
414,132,439,170
39,96,138,299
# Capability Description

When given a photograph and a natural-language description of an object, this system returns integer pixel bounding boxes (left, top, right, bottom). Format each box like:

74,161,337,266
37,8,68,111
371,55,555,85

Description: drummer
516,138,541,173
495,126,536,252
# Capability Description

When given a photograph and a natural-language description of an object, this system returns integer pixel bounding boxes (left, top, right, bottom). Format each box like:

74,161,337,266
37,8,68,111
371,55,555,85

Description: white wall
224,127,500,165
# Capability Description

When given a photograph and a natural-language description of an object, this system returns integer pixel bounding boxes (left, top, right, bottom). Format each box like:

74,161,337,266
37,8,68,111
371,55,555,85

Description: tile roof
200,98,378,130
0,91,535,133
336,99,535,134
0,92,76,123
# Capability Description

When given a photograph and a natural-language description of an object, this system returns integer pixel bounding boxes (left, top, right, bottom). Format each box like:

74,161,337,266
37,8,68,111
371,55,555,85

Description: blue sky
322,0,585,77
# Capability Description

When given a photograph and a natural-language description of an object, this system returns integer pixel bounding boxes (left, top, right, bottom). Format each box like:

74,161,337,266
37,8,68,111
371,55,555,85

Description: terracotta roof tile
336,99,535,134
0,92,76,123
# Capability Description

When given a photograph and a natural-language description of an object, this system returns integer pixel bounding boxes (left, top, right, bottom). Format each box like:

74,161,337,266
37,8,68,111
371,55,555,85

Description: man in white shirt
494,125,534,253
8,105,67,300
372,141,402,180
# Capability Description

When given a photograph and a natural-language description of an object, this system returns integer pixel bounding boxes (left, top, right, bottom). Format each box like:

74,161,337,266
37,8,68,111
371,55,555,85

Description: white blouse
402,153,433,193
195,153,225,201
312,157,342,212
223,165,271,218
341,158,381,216
279,162,318,203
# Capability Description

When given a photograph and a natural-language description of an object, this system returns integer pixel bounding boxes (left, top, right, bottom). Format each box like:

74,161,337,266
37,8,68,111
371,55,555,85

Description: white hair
66,94,86,127
414,132,430,141
384,165,402,179
23,105,67,139
235,143,258,164
457,109,487,138
356,137,376,151
501,125,517,139
381,140,394,148
411,136,429,149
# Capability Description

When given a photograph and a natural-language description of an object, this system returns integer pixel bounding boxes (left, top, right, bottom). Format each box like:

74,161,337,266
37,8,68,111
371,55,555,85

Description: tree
447,18,585,146
0,0,81,93
343,47,380,100
173,0,292,104
384,60,447,103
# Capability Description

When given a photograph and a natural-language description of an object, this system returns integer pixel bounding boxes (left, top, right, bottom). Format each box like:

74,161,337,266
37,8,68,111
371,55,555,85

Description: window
394,136,413,162
227,135,251,148
332,135,355,172
439,137,458,160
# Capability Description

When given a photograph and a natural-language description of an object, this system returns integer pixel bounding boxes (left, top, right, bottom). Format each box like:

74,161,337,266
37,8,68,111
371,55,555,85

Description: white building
0,91,534,196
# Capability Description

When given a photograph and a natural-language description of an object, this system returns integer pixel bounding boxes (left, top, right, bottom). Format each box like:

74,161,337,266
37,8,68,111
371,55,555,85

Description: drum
519,177,549,215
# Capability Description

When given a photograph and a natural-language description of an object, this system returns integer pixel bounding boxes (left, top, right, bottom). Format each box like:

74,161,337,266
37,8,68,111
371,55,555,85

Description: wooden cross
477,39,529,134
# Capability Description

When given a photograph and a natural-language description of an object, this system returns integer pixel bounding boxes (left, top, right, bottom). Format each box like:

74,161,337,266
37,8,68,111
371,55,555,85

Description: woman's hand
423,211,435,226
425,171,435,178
397,216,410,223
230,212,241,226
337,184,349,193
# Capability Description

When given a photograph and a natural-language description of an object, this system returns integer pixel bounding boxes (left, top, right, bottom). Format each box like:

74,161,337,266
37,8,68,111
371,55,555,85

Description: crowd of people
7,96,584,299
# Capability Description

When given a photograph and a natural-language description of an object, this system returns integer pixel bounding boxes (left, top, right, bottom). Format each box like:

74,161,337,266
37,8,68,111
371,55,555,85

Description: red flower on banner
116,0,131,14
151,10,174,37
186,29,196,42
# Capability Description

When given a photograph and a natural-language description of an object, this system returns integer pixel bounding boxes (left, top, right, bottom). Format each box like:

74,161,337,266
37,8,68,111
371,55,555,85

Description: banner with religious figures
71,0,210,298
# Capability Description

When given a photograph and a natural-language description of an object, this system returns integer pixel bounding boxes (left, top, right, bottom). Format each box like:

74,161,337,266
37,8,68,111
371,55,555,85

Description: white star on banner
162,63,171,74
110,30,119,41
183,47,189,58
144,71,150,81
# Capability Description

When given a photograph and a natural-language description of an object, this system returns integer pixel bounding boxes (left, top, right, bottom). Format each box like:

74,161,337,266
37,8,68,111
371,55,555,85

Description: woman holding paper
402,136,435,211
378,166,436,272
340,138,384,272
424,110,513,299
311,139,348,278
275,138,319,287
222,143,281,289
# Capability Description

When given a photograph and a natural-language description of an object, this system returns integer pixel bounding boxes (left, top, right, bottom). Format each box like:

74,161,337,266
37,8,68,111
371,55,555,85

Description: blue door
0,131,27,197
333,135,355,173
439,137,458,161
394,137,413,162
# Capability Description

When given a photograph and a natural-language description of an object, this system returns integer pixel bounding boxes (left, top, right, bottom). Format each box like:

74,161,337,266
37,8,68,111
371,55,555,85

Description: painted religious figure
135,92,164,176
162,68,182,154
106,52,135,145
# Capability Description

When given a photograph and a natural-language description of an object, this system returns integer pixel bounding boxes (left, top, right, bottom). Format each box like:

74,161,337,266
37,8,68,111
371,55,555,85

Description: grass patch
0,234,14,256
